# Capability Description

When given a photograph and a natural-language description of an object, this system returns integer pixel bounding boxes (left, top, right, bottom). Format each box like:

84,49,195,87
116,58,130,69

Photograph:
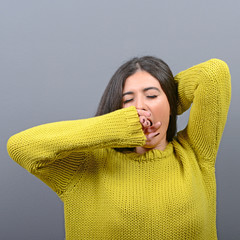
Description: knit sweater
7,59,231,239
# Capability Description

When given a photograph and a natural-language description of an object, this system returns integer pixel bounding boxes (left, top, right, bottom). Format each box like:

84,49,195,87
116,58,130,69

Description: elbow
7,132,35,171
213,58,231,104
204,58,231,92
7,134,19,161
209,58,231,82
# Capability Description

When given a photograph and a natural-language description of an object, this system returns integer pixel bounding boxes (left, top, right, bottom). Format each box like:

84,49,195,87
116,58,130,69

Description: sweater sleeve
7,106,146,195
174,59,231,165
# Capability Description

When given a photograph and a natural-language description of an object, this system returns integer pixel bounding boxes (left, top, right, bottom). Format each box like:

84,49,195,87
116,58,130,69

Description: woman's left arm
175,59,231,165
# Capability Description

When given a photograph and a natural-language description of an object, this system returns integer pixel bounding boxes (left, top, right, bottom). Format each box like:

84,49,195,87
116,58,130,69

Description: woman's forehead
123,71,161,91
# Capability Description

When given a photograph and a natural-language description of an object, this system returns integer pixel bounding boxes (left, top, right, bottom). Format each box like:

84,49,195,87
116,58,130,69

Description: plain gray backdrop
1,0,239,239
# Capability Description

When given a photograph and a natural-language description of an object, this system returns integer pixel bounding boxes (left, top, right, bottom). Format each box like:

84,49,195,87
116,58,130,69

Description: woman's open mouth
147,119,153,126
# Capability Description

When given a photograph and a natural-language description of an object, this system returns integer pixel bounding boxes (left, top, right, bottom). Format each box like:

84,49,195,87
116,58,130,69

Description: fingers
146,121,161,133
143,121,161,141
137,109,151,129
146,132,160,140
137,109,151,118
136,109,162,140
139,116,152,128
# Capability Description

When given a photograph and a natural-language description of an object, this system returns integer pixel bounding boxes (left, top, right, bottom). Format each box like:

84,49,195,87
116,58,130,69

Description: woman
7,56,231,239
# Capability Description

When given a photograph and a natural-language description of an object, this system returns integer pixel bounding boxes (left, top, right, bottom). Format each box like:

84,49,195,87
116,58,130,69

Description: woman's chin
143,136,168,151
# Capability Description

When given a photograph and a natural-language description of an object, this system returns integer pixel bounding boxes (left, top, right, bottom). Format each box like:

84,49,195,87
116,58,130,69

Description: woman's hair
95,56,177,142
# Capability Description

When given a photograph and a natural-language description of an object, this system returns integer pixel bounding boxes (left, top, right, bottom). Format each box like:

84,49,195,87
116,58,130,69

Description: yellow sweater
7,59,231,239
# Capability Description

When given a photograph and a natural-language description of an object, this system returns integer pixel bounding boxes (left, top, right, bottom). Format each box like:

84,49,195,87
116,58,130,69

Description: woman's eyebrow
143,87,160,92
122,91,134,97
122,87,160,96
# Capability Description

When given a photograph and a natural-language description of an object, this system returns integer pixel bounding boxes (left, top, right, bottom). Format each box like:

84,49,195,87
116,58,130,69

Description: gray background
1,0,239,239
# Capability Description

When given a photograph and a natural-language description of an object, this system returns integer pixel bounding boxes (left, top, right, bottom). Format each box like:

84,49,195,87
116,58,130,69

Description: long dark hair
96,56,177,142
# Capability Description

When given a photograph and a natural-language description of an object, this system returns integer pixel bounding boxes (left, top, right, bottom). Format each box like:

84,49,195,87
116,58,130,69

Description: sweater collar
117,142,174,162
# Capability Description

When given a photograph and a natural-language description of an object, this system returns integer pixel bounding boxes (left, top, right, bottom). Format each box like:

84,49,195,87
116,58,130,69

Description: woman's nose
135,97,146,110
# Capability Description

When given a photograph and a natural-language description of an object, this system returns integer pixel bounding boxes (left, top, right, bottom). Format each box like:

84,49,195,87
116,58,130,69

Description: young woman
7,56,231,239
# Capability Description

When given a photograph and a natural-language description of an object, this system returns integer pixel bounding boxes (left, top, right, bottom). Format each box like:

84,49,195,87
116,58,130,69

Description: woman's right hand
137,109,152,128
137,109,161,140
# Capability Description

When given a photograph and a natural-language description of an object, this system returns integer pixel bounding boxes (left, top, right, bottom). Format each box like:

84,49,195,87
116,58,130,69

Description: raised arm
7,106,145,195
174,59,231,165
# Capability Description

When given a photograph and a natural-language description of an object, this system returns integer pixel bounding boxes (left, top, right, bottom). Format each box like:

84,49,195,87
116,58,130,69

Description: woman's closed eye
123,99,133,104
123,95,157,104
147,95,158,99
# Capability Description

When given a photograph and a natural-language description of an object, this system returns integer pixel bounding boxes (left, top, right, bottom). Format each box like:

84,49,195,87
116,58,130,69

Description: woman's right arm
7,106,145,195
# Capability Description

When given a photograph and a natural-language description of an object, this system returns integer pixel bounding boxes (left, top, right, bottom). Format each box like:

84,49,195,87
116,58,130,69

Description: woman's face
122,70,170,151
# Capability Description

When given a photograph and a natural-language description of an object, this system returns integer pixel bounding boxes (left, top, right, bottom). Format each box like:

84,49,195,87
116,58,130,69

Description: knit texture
7,59,231,239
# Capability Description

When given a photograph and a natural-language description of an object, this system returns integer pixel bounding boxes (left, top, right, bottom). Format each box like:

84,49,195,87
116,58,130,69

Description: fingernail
155,133,160,137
